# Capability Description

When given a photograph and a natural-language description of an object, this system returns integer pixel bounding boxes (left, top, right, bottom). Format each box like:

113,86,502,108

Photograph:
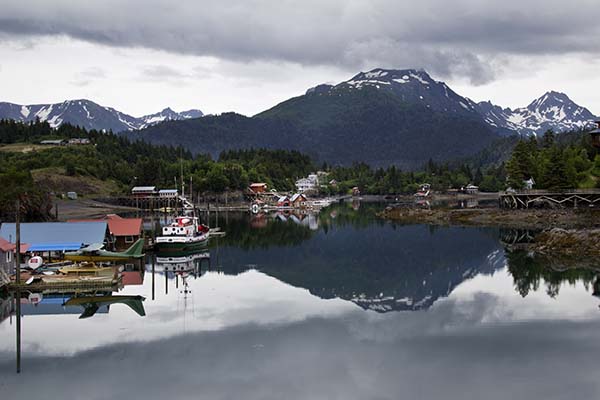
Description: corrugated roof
69,215,142,237
0,222,107,252
132,186,156,191
159,189,178,193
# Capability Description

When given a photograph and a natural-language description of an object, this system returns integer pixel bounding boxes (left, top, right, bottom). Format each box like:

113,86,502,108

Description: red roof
68,214,142,237
0,237,29,253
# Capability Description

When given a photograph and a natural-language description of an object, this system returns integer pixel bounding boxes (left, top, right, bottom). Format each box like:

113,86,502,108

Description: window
6,251,12,262
125,236,135,243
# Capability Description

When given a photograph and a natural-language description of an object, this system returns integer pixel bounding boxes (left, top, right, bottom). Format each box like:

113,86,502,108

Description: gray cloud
1,1,599,85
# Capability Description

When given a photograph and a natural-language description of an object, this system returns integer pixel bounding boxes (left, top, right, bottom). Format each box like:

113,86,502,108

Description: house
277,195,291,208
0,222,109,256
68,138,91,145
290,193,308,208
69,215,143,251
524,178,535,190
464,184,479,195
158,189,178,199
0,237,26,277
40,139,66,145
295,174,319,193
67,191,78,200
249,183,268,194
352,187,361,196
131,186,157,198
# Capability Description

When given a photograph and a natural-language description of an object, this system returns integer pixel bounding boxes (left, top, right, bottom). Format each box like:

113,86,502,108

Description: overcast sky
0,0,599,117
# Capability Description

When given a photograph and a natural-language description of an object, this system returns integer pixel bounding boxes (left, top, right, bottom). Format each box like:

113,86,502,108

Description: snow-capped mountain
320,68,482,118
0,99,203,132
139,107,204,129
476,91,597,136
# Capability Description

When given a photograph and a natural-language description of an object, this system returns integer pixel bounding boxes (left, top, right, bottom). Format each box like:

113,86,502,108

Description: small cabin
249,183,268,194
464,184,479,195
590,121,600,148
277,195,291,208
158,189,178,199
131,186,157,198
352,187,361,196
290,193,308,208
40,139,66,146
67,191,78,200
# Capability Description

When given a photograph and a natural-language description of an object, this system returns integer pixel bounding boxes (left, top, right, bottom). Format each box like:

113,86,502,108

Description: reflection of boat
64,239,145,262
64,295,146,319
154,251,210,272
154,216,209,253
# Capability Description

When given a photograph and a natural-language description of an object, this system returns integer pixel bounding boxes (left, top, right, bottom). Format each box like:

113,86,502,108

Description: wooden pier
499,189,600,209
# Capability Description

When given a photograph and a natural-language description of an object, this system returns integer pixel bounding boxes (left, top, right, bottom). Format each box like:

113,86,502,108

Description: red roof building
69,214,143,251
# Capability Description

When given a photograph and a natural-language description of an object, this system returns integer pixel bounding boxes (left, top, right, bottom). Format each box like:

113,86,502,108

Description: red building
249,183,268,194
69,214,143,251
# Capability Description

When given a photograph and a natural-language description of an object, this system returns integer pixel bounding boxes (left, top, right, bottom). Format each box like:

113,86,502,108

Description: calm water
1,202,600,399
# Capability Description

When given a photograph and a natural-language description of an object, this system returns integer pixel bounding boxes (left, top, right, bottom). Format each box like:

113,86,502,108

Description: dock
7,275,121,292
499,189,600,209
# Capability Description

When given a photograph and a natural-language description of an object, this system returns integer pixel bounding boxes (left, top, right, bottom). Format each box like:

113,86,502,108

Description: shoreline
378,206,600,230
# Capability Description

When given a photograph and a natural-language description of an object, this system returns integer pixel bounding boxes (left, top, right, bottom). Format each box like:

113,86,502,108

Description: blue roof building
0,221,108,252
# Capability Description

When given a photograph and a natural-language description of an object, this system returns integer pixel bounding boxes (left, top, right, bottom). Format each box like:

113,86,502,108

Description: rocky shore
379,205,600,264
379,206,600,229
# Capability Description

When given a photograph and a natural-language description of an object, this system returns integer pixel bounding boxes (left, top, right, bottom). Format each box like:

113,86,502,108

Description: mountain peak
0,100,204,132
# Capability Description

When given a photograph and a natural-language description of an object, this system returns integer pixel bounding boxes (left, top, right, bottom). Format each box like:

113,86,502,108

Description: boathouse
0,221,109,256
290,193,308,208
277,195,291,207
131,186,157,198
69,215,142,251
158,189,178,199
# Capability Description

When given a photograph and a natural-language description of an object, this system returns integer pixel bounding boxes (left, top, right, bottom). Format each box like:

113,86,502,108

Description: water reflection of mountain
216,220,505,312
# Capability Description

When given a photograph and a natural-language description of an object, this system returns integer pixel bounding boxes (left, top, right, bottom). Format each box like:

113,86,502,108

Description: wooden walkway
499,189,600,209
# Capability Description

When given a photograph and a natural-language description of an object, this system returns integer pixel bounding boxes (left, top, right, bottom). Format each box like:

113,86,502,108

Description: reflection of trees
213,217,314,250
505,249,598,298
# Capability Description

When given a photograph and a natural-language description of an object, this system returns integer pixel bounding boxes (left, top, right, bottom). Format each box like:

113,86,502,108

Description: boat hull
153,239,208,254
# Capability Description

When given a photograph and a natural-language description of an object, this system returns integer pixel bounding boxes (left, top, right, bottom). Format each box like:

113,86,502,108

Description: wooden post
15,198,21,373
15,288,21,374
15,199,21,285
151,256,156,301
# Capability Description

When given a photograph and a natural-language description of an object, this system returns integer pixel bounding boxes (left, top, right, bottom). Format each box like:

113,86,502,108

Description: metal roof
131,186,156,192
69,215,142,237
589,129,600,134
0,222,107,252
159,189,178,193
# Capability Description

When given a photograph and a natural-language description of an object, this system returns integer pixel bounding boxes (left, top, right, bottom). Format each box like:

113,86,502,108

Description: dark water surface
1,202,600,399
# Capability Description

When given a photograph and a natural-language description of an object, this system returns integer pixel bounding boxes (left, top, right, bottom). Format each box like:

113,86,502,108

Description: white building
295,173,319,193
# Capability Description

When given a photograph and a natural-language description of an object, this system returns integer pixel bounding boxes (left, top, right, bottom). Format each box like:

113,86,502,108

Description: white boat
154,216,209,253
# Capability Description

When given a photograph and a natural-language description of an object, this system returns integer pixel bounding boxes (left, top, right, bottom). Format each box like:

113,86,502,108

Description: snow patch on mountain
477,91,597,136
0,100,204,132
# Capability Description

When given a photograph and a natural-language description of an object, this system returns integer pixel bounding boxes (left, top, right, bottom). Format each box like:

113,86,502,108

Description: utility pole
15,198,21,374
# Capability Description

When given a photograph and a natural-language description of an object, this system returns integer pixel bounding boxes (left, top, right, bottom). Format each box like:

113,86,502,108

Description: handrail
500,189,600,195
